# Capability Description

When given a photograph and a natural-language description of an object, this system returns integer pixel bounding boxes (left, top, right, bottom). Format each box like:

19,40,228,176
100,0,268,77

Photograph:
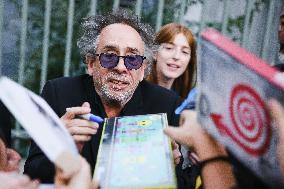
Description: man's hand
171,141,181,165
61,102,99,152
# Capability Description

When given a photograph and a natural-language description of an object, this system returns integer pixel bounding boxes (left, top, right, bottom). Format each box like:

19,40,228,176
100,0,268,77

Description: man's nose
113,57,127,73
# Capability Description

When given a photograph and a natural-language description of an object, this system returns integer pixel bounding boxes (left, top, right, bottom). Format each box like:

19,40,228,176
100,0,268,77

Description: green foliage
227,15,245,42
12,0,107,92
162,0,179,25
11,0,267,92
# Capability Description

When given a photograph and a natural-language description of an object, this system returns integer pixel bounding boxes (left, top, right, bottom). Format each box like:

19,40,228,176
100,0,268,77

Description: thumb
82,102,90,108
164,126,189,146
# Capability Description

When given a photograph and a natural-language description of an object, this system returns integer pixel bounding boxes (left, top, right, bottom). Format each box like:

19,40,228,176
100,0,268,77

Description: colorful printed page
197,28,284,187
94,113,176,189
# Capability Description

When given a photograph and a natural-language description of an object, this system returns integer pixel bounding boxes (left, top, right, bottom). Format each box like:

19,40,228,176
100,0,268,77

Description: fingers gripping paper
0,77,78,162
197,29,284,187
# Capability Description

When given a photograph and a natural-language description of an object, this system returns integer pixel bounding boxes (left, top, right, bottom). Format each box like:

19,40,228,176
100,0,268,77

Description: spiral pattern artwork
229,84,271,156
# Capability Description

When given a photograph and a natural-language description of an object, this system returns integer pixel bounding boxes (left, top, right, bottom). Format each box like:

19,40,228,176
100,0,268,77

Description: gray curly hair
77,9,157,77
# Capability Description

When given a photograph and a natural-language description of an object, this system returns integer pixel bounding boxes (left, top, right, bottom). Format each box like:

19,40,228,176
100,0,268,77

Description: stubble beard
92,71,139,108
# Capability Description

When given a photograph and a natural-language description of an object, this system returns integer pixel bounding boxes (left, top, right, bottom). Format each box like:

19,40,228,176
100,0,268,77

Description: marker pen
77,113,104,123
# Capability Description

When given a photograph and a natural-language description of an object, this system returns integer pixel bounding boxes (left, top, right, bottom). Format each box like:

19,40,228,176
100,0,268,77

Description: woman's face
156,33,191,80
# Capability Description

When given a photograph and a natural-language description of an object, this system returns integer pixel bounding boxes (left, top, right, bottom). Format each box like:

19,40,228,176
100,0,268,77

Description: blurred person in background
0,102,21,172
0,101,39,188
278,5,284,64
147,23,197,99
274,63,284,72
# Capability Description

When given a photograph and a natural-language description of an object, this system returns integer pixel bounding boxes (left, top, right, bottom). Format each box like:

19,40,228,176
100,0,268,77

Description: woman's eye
164,46,173,50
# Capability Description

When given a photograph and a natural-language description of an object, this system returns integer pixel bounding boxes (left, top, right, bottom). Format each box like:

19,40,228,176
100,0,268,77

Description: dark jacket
24,74,181,184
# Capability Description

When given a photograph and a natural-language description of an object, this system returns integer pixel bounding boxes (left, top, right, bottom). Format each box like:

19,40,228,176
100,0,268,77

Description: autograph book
94,113,176,189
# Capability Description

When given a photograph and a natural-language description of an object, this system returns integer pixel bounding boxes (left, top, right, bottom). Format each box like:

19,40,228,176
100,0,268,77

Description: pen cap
175,88,197,114
89,114,104,123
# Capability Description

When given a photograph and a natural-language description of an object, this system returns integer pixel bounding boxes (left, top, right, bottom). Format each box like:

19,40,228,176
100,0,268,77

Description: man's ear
85,56,95,76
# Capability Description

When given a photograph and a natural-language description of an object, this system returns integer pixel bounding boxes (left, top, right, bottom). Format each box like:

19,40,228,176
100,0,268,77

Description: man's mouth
109,79,128,85
108,79,129,90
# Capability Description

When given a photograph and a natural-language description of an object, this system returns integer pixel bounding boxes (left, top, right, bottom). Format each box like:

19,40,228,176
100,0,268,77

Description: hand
55,156,96,189
61,102,99,152
165,110,207,151
268,99,284,175
0,172,39,189
4,149,21,172
171,141,181,165
164,110,226,160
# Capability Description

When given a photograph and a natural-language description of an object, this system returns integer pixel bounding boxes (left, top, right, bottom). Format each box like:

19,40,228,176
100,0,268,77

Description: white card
0,77,78,162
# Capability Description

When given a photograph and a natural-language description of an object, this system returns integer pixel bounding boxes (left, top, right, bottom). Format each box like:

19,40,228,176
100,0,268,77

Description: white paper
0,77,78,162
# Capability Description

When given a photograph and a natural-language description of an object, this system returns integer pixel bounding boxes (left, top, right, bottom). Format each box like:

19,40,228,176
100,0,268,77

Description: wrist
198,155,230,170
192,132,227,160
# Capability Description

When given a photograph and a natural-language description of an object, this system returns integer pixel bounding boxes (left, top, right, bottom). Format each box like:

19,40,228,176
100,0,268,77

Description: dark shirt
24,74,181,184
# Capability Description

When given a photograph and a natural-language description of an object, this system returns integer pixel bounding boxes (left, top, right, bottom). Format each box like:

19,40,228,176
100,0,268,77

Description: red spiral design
229,84,271,155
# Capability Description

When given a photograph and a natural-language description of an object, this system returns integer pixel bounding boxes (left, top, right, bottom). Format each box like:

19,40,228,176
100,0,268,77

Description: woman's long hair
147,23,197,99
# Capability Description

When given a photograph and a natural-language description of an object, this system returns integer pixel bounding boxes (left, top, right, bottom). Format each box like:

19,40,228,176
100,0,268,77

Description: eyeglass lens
99,53,144,70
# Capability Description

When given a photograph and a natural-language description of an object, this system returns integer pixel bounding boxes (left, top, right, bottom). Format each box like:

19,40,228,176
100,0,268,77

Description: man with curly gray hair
24,9,182,187
77,9,156,108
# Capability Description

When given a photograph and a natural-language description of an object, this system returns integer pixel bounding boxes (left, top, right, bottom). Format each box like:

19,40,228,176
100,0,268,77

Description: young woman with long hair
147,23,197,99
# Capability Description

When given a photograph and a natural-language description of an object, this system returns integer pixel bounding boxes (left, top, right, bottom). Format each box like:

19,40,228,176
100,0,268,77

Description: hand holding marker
77,113,104,124
65,106,104,123
64,106,103,152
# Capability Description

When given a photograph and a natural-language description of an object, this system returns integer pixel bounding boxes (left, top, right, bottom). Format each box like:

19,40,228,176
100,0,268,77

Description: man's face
87,23,145,106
